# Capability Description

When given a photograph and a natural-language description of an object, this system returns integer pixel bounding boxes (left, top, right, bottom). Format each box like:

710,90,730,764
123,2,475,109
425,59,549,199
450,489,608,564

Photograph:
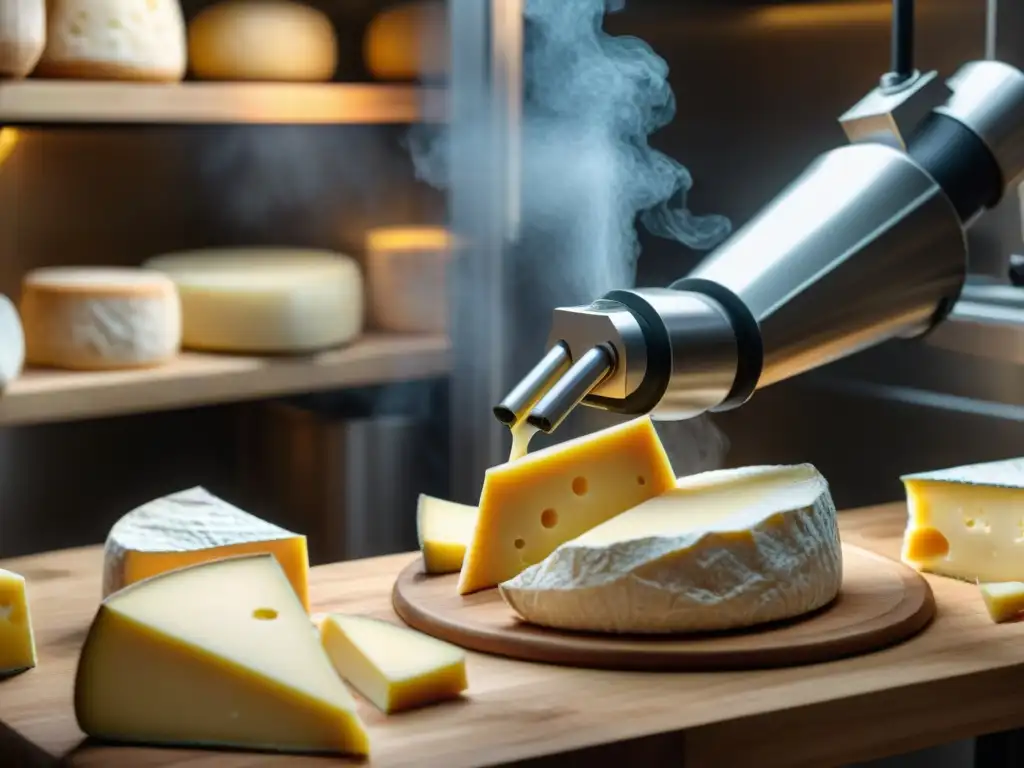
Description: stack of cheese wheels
36,0,187,81
364,1,448,81
144,248,364,354
188,0,337,82
0,0,46,79
19,267,182,371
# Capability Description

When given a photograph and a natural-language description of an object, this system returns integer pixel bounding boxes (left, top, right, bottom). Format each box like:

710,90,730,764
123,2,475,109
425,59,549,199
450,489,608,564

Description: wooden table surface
1,502,1022,768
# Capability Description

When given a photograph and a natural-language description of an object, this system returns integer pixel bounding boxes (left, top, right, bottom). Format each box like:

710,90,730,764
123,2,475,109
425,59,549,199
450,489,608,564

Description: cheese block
364,1,448,81
457,416,676,595
500,464,842,634
19,267,181,371
902,458,1024,583
0,294,25,388
144,249,363,354
75,554,369,756
36,0,187,82
980,582,1024,623
188,0,337,82
0,569,37,675
103,486,310,611
0,0,46,79
417,494,477,574
320,614,467,714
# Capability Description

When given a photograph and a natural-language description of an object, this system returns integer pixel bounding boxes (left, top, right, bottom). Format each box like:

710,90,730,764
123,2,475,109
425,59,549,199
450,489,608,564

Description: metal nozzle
526,345,615,434
493,343,571,426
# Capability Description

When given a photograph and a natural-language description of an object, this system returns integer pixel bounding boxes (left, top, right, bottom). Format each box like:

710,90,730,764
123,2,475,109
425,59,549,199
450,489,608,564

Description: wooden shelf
0,81,446,126
0,333,450,427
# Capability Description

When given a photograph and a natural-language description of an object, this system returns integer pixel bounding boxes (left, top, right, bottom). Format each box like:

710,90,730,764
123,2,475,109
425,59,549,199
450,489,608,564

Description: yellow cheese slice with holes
0,569,37,675
417,494,477,574
980,582,1024,623
457,416,676,595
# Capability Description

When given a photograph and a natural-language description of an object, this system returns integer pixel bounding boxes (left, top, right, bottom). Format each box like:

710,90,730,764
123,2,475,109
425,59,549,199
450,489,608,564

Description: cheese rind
901,458,1024,583
417,494,477,574
19,267,181,371
75,554,369,756
980,582,1024,624
320,614,466,714
103,487,310,611
0,569,37,674
500,464,842,634
457,416,676,595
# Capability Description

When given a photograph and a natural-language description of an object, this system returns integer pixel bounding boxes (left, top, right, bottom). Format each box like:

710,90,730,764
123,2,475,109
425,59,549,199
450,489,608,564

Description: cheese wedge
320,614,467,714
103,487,310,611
417,494,477,574
902,458,1024,583
500,464,842,634
457,416,676,595
980,582,1024,623
75,555,369,756
0,569,37,675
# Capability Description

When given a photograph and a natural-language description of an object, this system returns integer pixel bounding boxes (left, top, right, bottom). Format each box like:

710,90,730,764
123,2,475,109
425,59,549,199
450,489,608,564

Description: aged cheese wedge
75,555,369,756
901,458,1024,583
980,582,1024,623
417,494,477,574
320,614,466,714
0,569,37,674
103,487,310,611
457,416,676,595
500,464,842,634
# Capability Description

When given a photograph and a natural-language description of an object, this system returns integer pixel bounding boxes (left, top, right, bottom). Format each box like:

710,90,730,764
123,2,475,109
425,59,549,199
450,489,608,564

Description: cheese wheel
365,226,450,333
0,0,46,79
363,1,448,81
19,267,182,371
0,294,25,387
144,248,364,354
188,0,337,82
35,0,186,82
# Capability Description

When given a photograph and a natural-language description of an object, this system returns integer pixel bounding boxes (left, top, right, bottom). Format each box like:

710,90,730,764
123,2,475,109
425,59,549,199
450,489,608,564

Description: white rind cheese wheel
499,464,843,634
188,0,337,82
20,267,181,371
0,0,46,79
0,294,25,388
144,248,364,354
36,0,186,82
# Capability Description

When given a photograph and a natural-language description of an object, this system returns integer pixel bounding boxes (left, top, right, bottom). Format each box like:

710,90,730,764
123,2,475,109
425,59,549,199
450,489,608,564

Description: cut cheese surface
980,582,1024,623
103,486,310,611
0,294,25,387
902,458,1024,583
500,464,842,634
457,416,676,595
417,494,477,574
0,569,37,675
144,249,363,354
19,267,181,371
75,555,369,756
320,614,466,714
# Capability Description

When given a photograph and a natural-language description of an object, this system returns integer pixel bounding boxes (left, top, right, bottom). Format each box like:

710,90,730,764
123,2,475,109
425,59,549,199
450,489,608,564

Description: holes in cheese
417,494,477,575
456,416,676,595
902,458,1024,583
75,555,369,756
980,582,1024,623
0,568,37,676
500,464,842,634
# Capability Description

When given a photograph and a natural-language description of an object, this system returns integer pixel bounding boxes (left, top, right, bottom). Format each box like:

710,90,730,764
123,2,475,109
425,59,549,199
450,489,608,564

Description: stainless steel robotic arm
494,53,1024,436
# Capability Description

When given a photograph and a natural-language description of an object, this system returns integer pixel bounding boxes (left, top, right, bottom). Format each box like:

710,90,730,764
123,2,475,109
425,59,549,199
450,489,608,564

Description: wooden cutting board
392,544,936,670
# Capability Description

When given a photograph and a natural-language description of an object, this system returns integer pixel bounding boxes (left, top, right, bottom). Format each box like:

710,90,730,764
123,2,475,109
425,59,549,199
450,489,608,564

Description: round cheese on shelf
363,1,448,81
188,0,337,82
143,248,364,354
365,226,450,333
35,0,187,82
0,0,46,79
0,294,25,387
499,464,843,634
19,267,182,371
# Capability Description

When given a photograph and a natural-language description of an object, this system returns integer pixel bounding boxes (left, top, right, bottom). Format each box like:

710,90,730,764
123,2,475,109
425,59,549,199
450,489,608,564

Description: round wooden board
392,544,936,671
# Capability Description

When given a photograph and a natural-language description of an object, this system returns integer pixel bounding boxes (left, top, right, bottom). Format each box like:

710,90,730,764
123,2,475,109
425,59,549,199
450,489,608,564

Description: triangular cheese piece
0,568,37,674
417,494,477,574
75,554,369,757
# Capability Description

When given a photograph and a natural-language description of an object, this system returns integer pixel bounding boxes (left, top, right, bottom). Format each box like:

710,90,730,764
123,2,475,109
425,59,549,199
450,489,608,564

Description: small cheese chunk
19,267,181,371
457,416,676,595
144,249,364,354
417,494,477,574
0,0,46,79
36,0,187,82
320,614,466,714
0,294,25,388
75,555,369,756
500,464,842,634
902,458,1024,583
103,487,310,611
0,569,37,675
980,582,1024,624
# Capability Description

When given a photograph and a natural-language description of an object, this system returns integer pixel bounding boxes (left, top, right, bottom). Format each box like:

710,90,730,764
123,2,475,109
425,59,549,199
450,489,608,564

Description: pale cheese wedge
500,464,842,634
0,569,37,674
417,494,477,574
457,416,676,595
980,582,1024,623
75,554,369,756
320,614,467,714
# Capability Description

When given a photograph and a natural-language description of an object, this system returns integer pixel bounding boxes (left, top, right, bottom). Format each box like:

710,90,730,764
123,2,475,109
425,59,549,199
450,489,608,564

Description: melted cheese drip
508,421,539,462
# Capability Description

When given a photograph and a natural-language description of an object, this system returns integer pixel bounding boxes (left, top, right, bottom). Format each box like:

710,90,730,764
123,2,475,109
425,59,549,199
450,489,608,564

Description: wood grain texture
392,544,936,671
1,503,1024,767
